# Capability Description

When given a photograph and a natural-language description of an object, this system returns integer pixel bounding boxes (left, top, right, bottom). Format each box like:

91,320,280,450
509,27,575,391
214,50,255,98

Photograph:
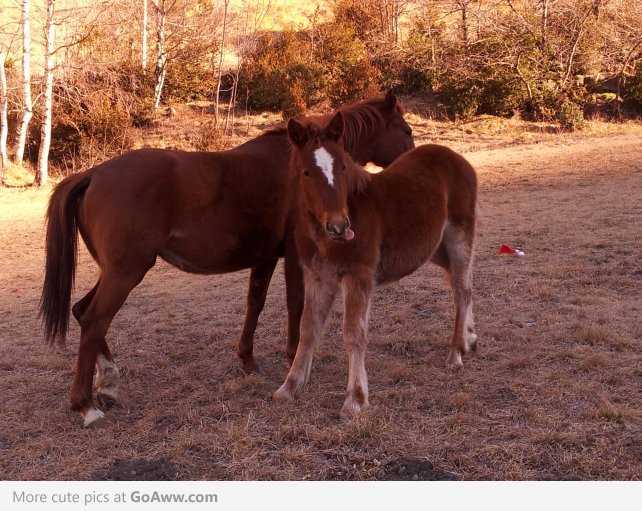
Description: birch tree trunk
540,0,549,55
36,0,56,187
153,0,166,109
14,0,33,165
0,52,8,174
214,0,230,124
142,0,148,69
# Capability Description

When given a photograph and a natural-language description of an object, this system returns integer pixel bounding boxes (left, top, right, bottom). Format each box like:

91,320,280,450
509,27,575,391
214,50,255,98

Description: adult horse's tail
40,171,92,345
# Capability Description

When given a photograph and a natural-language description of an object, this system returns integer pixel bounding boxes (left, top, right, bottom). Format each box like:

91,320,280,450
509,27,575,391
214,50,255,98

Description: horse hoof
96,392,116,411
272,385,294,402
83,408,106,428
340,400,366,418
445,351,464,370
240,357,259,375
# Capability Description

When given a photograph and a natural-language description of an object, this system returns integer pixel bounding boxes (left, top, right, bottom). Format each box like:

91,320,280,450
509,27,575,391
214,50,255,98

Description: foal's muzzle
325,217,354,241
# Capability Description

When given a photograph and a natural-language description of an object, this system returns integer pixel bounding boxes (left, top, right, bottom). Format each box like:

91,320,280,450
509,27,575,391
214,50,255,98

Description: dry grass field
0,114,641,481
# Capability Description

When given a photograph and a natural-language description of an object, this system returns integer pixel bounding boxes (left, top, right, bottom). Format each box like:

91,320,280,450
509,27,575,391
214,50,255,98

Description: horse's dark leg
437,223,476,369
71,281,119,411
72,281,99,323
71,265,150,427
237,259,278,374
284,241,304,365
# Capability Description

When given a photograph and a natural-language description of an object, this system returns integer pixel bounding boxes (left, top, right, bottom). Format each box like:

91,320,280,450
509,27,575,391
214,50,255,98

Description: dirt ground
0,121,640,480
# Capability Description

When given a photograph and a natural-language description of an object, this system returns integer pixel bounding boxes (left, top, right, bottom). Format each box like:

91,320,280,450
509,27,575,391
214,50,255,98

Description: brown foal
273,111,478,416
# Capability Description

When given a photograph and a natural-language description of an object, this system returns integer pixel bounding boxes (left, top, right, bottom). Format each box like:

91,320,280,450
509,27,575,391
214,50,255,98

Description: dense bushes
237,23,379,116
624,62,642,113
26,63,155,173
10,0,639,179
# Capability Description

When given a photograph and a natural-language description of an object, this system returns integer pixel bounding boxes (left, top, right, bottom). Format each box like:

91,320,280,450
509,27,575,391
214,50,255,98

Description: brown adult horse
273,111,477,416
41,91,414,427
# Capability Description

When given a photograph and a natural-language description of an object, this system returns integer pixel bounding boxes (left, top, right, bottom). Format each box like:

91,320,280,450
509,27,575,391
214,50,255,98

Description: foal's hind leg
71,266,150,427
432,222,476,369
237,259,278,374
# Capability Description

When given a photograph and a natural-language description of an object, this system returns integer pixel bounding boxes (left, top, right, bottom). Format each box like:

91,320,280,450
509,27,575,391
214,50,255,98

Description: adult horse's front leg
283,241,304,364
273,272,337,402
237,259,278,374
340,275,373,417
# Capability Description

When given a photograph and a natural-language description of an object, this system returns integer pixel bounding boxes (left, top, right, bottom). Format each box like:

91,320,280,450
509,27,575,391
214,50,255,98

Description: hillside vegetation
0,0,641,182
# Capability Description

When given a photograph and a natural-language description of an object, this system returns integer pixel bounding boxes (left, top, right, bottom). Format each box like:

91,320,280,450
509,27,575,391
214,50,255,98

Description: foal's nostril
325,217,351,236
326,221,341,235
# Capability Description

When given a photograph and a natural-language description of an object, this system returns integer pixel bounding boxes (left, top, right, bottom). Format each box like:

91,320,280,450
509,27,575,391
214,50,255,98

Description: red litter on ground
498,244,525,256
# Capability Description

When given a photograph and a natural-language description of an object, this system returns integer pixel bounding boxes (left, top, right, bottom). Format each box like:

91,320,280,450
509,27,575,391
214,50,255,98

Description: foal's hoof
340,400,368,419
82,408,107,428
272,385,294,402
445,350,464,370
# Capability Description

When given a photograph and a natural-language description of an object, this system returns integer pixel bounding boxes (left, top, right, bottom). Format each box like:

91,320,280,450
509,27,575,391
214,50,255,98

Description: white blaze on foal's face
314,146,335,187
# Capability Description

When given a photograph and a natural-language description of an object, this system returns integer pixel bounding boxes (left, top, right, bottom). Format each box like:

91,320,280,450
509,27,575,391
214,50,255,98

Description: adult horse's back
40,91,414,427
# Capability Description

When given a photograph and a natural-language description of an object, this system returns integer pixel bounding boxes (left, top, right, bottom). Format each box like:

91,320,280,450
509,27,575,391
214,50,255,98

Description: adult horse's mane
260,96,394,153
340,98,390,155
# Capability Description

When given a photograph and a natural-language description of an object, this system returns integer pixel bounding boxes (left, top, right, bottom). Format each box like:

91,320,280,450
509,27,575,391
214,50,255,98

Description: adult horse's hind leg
432,221,476,369
71,265,151,427
72,281,120,411
237,259,278,374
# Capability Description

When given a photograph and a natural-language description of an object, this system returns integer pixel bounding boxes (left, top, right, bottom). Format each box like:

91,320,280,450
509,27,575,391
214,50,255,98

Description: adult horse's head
339,90,414,168
288,111,367,242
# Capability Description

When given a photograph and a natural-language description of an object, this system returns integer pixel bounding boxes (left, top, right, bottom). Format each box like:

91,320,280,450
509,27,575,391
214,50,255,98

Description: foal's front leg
340,276,373,417
273,271,337,401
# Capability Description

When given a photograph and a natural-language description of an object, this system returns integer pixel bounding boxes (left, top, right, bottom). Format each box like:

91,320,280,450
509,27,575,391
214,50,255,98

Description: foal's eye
303,169,310,177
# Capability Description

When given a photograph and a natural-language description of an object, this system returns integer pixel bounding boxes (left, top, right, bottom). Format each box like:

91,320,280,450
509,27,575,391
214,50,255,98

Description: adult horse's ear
325,111,344,142
288,118,309,147
384,90,397,110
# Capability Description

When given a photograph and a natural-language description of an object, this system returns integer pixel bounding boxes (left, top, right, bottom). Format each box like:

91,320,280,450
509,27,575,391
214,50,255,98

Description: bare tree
142,0,148,69
14,0,32,165
151,0,168,108
560,0,602,87
35,0,55,187
539,0,550,54
225,0,272,134
149,0,219,109
0,50,8,173
214,0,230,123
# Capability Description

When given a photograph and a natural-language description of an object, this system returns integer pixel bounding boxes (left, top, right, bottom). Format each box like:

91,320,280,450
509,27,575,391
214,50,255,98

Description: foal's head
288,112,368,242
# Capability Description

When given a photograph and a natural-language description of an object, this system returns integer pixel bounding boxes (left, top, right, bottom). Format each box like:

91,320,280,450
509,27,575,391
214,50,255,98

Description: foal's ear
288,118,309,147
325,111,344,142
384,90,397,110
